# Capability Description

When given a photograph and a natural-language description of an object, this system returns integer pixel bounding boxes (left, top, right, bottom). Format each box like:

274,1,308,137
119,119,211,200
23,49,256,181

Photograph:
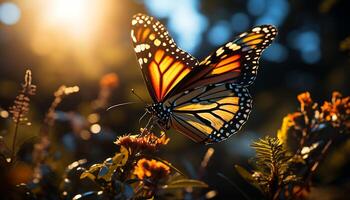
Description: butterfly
131,13,277,144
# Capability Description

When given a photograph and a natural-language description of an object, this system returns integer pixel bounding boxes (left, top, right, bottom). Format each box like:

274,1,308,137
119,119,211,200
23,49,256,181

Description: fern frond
250,136,298,197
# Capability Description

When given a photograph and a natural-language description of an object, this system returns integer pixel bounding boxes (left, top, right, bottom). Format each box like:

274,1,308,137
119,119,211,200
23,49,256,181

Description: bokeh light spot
231,12,250,33
294,31,320,52
80,130,91,140
255,0,289,26
87,113,100,124
90,124,101,134
144,0,208,53
144,0,177,18
207,21,231,46
291,30,321,64
0,110,9,118
247,0,266,16
301,49,321,64
263,43,288,63
0,2,21,25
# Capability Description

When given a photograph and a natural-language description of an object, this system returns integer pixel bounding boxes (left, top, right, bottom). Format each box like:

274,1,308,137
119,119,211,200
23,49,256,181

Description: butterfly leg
139,110,149,125
138,116,154,137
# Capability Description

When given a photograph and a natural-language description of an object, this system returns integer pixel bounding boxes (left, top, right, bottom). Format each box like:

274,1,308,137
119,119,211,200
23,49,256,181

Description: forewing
182,25,277,90
164,83,252,143
131,13,198,102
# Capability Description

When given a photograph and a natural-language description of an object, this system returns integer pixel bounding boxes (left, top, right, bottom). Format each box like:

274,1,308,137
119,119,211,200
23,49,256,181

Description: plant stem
11,121,19,163
307,139,333,179
217,172,252,200
293,139,333,197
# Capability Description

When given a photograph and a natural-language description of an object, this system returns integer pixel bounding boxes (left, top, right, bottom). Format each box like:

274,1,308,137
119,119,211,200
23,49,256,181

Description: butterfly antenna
106,102,138,111
131,89,147,104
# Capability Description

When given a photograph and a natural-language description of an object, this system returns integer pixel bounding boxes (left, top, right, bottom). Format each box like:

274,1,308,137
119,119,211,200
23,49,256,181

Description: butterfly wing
131,13,198,102
131,14,277,143
164,83,252,143
182,25,277,90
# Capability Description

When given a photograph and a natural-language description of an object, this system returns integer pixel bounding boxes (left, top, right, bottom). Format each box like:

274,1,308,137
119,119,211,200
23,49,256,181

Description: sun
41,0,101,39
50,0,87,25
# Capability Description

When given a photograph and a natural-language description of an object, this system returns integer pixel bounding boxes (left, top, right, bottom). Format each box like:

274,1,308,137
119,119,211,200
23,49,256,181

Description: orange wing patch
211,55,241,75
135,27,152,42
131,14,199,102
242,33,264,42
148,49,191,101
182,54,242,89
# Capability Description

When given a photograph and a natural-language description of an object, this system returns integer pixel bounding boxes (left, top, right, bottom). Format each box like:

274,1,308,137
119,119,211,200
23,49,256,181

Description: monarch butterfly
131,13,277,144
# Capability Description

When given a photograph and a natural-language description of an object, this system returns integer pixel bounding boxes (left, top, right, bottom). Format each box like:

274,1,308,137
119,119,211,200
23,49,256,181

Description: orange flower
285,112,305,130
115,129,169,153
133,158,170,181
321,91,350,126
297,92,313,112
99,73,119,89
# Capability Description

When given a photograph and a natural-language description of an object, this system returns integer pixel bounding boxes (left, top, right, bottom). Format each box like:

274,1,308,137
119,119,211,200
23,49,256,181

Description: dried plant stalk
8,69,36,163
33,85,79,165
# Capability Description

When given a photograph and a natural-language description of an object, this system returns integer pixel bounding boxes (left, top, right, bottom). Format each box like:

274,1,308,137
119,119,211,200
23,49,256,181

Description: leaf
88,163,103,173
234,165,263,192
99,151,128,182
112,149,128,167
80,171,96,180
81,147,129,182
123,184,134,199
162,179,208,189
234,165,254,182
111,153,124,166
98,165,109,177
120,145,129,165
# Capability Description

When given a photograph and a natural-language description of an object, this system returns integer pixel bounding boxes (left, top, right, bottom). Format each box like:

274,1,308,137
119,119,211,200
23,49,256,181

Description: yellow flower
133,158,170,181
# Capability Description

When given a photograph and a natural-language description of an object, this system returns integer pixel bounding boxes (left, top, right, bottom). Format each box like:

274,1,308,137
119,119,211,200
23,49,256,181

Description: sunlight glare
42,0,99,39
51,0,86,24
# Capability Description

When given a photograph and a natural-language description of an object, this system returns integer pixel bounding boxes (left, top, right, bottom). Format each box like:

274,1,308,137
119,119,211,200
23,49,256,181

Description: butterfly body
131,13,277,144
147,102,171,128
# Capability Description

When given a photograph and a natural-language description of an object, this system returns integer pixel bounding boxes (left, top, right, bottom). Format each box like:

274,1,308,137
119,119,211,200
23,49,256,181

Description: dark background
0,0,349,199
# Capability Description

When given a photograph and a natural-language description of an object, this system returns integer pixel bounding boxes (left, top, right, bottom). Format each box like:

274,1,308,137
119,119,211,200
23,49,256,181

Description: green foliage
235,92,350,200
236,137,298,199
78,135,209,199
234,165,263,193
80,146,128,182
1,70,349,200
0,70,209,200
251,137,297,187
162,179,208,189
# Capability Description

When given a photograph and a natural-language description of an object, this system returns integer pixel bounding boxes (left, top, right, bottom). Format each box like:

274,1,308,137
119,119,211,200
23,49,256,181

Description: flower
321,91,350,127
115,129,169,153
133,158,170,181
297,92,313,112
287,112,305,129
277,112,306,152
